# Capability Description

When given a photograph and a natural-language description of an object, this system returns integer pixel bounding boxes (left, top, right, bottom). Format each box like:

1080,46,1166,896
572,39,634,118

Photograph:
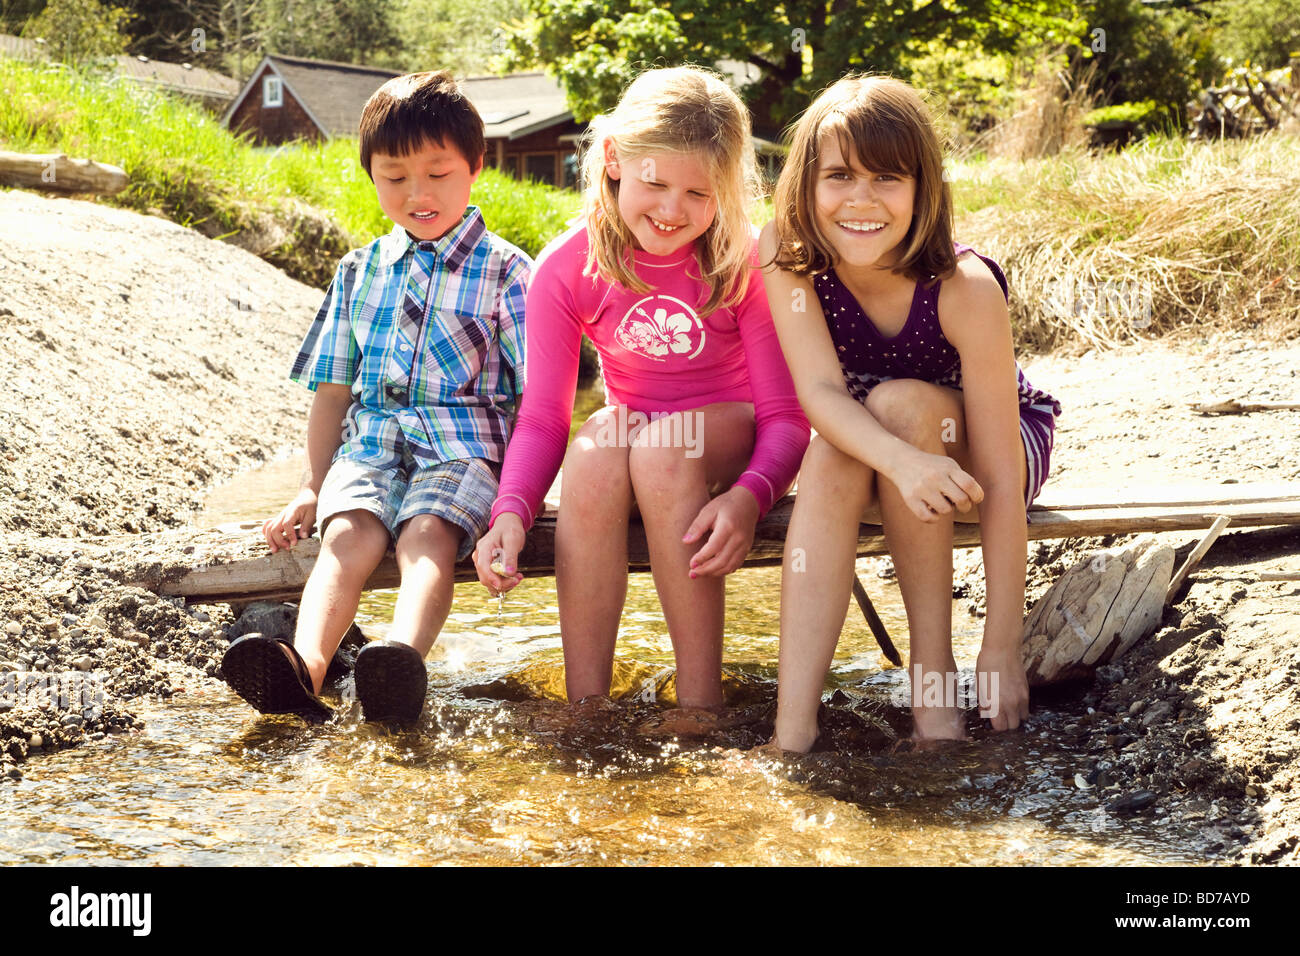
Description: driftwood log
136,484,1300,605
1022,534,1175,686
0,151,128,195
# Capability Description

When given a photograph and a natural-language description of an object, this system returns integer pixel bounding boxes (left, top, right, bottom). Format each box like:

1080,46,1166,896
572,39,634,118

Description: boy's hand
263,488,318,553
474,513,526,594
886,447,984,523
683,487,759,578
975,645,1029,731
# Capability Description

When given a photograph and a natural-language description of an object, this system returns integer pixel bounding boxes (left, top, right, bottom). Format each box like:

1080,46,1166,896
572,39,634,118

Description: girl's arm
684,257,810,576
939,256,1031,730
757,223,981,519
475,248,583,592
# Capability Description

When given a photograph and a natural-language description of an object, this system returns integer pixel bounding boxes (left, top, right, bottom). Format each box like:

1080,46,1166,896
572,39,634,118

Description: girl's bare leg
865,380,973,740
293,510,390,694
629,402,755,710
772,436,875,752
555,407,636,702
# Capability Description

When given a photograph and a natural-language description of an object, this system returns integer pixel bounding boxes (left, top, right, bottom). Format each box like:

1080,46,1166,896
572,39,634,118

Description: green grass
0,58,580,285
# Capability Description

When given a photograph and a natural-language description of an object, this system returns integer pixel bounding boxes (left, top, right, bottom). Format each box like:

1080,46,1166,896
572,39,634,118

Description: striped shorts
1019,400,1058,505
317,454,500,560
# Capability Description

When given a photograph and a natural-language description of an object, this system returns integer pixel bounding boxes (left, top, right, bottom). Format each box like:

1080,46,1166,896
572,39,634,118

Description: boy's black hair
358,71,485,179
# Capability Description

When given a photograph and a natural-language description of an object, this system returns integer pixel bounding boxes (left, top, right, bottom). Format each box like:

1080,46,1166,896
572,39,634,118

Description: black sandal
221,633,333,722
354,640,427,724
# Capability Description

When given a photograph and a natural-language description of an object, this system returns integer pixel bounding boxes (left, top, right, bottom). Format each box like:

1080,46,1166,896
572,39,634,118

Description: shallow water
1,387,1205,865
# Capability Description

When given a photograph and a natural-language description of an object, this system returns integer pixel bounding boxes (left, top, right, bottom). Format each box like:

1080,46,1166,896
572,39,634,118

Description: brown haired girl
760,75,1060,750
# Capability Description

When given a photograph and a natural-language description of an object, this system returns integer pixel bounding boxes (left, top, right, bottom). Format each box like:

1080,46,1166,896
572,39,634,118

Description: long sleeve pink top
489,223,810,531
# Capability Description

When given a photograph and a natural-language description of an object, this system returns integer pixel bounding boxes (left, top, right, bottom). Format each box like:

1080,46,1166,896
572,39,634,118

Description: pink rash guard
489,223,810,531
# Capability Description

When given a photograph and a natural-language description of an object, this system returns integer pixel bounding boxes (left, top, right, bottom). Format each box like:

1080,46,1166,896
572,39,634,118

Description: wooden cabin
221,55,581,187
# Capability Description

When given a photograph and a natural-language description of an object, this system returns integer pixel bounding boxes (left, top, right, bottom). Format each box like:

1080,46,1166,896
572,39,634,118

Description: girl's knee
802,436,873,501
865,380,950,443
627,433,705,496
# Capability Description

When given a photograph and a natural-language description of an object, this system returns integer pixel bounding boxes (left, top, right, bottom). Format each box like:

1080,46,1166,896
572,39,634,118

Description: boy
221,71,530,723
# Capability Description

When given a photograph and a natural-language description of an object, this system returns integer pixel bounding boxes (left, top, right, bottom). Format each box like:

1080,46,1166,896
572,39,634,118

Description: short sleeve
289,258,360,391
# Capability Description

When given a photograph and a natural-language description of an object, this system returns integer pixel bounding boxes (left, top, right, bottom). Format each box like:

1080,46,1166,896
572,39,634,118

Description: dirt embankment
1,188,1299,864
0,189,318,779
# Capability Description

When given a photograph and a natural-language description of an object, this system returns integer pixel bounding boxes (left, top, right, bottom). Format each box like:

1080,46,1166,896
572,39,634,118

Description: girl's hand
682,488,759,577
975,645,1029,731
886,447,984,522
263,488,318,553
473,513,526,594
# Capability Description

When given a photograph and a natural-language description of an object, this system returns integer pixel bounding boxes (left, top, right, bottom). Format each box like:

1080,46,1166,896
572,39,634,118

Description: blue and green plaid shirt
291,206,530,467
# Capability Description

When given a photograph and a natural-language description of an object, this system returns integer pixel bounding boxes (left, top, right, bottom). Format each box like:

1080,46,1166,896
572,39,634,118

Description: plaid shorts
317,454,500,561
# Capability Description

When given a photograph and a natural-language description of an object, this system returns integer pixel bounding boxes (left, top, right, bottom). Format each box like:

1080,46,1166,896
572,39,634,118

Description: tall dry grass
952,132,1300,351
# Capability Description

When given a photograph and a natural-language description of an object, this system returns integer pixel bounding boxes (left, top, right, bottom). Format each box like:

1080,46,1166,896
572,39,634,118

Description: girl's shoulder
935,244,1012,347
947,244,1008,301
534,221,591,276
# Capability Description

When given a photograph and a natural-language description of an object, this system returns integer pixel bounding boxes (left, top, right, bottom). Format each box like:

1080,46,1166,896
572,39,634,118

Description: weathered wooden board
142,485,1300,604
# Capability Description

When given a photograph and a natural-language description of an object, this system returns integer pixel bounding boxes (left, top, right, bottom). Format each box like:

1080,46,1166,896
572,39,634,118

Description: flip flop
354,640,427,724
221,633,333,723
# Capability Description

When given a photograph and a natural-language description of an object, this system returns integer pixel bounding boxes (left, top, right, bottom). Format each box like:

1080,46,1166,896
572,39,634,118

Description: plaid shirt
291,206,530,468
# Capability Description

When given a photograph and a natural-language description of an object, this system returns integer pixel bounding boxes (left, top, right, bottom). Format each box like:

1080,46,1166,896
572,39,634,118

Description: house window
524,152,556,186
263,76,282,108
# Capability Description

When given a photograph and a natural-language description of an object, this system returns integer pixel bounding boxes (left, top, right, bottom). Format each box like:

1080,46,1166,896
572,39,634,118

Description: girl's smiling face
604,142,717,256
813,131,916,272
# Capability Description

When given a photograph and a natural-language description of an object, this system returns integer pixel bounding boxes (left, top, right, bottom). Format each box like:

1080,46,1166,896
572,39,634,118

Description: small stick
1166,515,1232,605
1260,571,1300,582
851,575,902,666
1190,399,1300,415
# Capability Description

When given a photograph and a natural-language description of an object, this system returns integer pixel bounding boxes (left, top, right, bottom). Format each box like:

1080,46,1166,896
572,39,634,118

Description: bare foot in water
531,694,620,732
910,704,967,745
636,706,738,739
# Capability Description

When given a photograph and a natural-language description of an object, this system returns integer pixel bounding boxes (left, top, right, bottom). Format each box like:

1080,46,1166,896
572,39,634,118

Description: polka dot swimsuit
811,243,1061,502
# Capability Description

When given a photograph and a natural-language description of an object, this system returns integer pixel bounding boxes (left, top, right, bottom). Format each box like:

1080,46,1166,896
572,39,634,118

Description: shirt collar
379,205,485,271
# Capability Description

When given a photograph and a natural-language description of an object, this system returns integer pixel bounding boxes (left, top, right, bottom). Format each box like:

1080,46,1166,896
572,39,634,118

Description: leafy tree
23,0,130,66
505,1,1080,134
1212,0,1300,68
253,0,399,65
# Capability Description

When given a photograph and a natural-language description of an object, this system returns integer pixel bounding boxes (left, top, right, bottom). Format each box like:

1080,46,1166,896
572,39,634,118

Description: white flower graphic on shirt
614,294,705,361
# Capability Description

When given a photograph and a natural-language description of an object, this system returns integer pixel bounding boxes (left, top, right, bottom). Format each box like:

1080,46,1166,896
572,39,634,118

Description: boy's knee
397,513,461,551
320,510,390,570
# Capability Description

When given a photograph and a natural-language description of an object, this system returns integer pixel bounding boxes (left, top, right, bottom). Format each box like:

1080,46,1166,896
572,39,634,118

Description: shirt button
400,343,411,352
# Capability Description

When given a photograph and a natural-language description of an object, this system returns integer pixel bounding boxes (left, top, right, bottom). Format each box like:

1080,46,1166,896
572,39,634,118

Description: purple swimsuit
811,243,1061,503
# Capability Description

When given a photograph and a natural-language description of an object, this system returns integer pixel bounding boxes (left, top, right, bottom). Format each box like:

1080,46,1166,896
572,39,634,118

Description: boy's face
370,138,481,241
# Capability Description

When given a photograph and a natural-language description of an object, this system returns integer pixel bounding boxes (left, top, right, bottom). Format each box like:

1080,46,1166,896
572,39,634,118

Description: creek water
0,388,1202,865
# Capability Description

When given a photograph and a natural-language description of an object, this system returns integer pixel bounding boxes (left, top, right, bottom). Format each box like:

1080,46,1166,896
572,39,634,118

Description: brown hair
771,74,955,283
358,71,485,180
580,66,761,317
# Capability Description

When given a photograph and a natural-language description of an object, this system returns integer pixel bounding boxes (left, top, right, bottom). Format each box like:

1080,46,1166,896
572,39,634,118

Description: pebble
60,714,84,728
1128,700,1146,715
28,733,42,748
73,656,94,672
3,767,21,781
1109,790,1158,814
4,622,20,635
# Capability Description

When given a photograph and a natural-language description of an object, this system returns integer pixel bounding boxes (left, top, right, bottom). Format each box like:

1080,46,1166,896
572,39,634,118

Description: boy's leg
628,402,755,710
555,407,636,702
389,514,461,654
772,436,875,753
293,509,391,694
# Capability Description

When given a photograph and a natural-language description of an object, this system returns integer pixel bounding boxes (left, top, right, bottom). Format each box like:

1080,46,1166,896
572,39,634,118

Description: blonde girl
760,75,1060,749
475,67,809,717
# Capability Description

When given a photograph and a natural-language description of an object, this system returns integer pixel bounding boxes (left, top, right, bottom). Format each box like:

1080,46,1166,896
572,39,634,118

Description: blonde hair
579,67,761,316
772,74,956,283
